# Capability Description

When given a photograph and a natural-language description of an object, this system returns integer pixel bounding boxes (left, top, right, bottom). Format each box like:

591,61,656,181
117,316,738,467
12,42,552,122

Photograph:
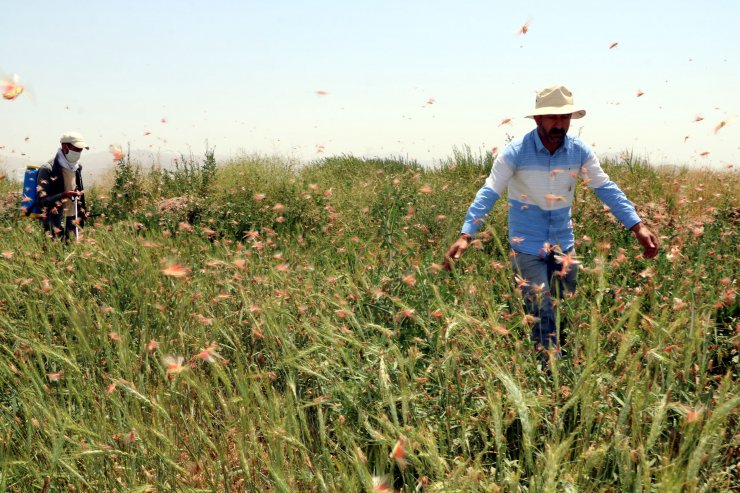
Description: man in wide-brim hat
444,84,659,369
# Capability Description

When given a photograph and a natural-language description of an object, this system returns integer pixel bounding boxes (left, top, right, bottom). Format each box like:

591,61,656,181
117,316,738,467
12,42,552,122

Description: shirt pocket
550,166,576,195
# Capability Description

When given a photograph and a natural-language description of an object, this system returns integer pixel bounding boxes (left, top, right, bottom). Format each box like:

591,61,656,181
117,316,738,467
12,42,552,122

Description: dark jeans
511,249,578,350
45,216,79,242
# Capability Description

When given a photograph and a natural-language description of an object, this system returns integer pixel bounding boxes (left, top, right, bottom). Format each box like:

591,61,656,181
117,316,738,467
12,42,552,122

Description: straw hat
526,84,586,119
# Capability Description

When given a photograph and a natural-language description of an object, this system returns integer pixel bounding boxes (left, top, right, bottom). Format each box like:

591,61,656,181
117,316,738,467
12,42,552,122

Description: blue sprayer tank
20,165,42,218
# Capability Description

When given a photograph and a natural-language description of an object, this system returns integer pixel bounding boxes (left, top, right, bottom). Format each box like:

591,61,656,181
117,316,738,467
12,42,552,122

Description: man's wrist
460,233,472,241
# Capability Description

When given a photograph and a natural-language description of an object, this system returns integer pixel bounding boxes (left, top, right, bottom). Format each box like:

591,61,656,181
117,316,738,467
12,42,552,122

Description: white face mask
65,150,81,164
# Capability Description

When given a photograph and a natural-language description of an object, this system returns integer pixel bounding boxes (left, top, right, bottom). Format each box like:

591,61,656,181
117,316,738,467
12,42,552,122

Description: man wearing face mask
37,131,89,241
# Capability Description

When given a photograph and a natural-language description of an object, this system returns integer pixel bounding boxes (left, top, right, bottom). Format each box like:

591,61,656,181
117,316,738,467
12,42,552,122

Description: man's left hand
630,223,659,259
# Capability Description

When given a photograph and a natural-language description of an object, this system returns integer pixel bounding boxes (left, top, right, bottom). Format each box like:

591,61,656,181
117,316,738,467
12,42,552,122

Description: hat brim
62,140,90,150
526,106,586,119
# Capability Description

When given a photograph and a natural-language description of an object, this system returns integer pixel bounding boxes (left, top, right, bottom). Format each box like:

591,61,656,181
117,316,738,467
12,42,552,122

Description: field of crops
0,151,737,492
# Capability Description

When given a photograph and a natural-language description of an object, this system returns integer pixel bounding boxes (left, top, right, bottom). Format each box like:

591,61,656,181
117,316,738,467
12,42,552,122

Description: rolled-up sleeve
461,155,514,236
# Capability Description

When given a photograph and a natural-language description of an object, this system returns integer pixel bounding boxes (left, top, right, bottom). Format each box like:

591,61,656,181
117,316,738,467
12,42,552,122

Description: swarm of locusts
0,148,737,492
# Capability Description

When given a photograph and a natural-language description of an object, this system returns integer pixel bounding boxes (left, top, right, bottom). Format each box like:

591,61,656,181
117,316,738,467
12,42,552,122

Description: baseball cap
60,131,90,150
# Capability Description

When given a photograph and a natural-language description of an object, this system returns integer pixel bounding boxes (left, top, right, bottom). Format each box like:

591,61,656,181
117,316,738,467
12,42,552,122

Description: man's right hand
62,191,82,199
444,234,471,271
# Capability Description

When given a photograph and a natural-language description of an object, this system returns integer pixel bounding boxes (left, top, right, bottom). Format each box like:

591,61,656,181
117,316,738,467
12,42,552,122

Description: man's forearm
461,187,500,236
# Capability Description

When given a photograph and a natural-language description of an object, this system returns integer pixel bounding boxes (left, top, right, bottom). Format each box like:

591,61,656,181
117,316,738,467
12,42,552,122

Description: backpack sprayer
18,165,42,218
18,164,83,241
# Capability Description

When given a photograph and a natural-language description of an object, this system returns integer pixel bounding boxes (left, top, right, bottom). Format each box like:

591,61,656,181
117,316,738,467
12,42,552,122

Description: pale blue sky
2,0,738,172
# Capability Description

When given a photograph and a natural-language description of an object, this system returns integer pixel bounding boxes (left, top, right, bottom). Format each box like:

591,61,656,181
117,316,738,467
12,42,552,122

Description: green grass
0,154,737,492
